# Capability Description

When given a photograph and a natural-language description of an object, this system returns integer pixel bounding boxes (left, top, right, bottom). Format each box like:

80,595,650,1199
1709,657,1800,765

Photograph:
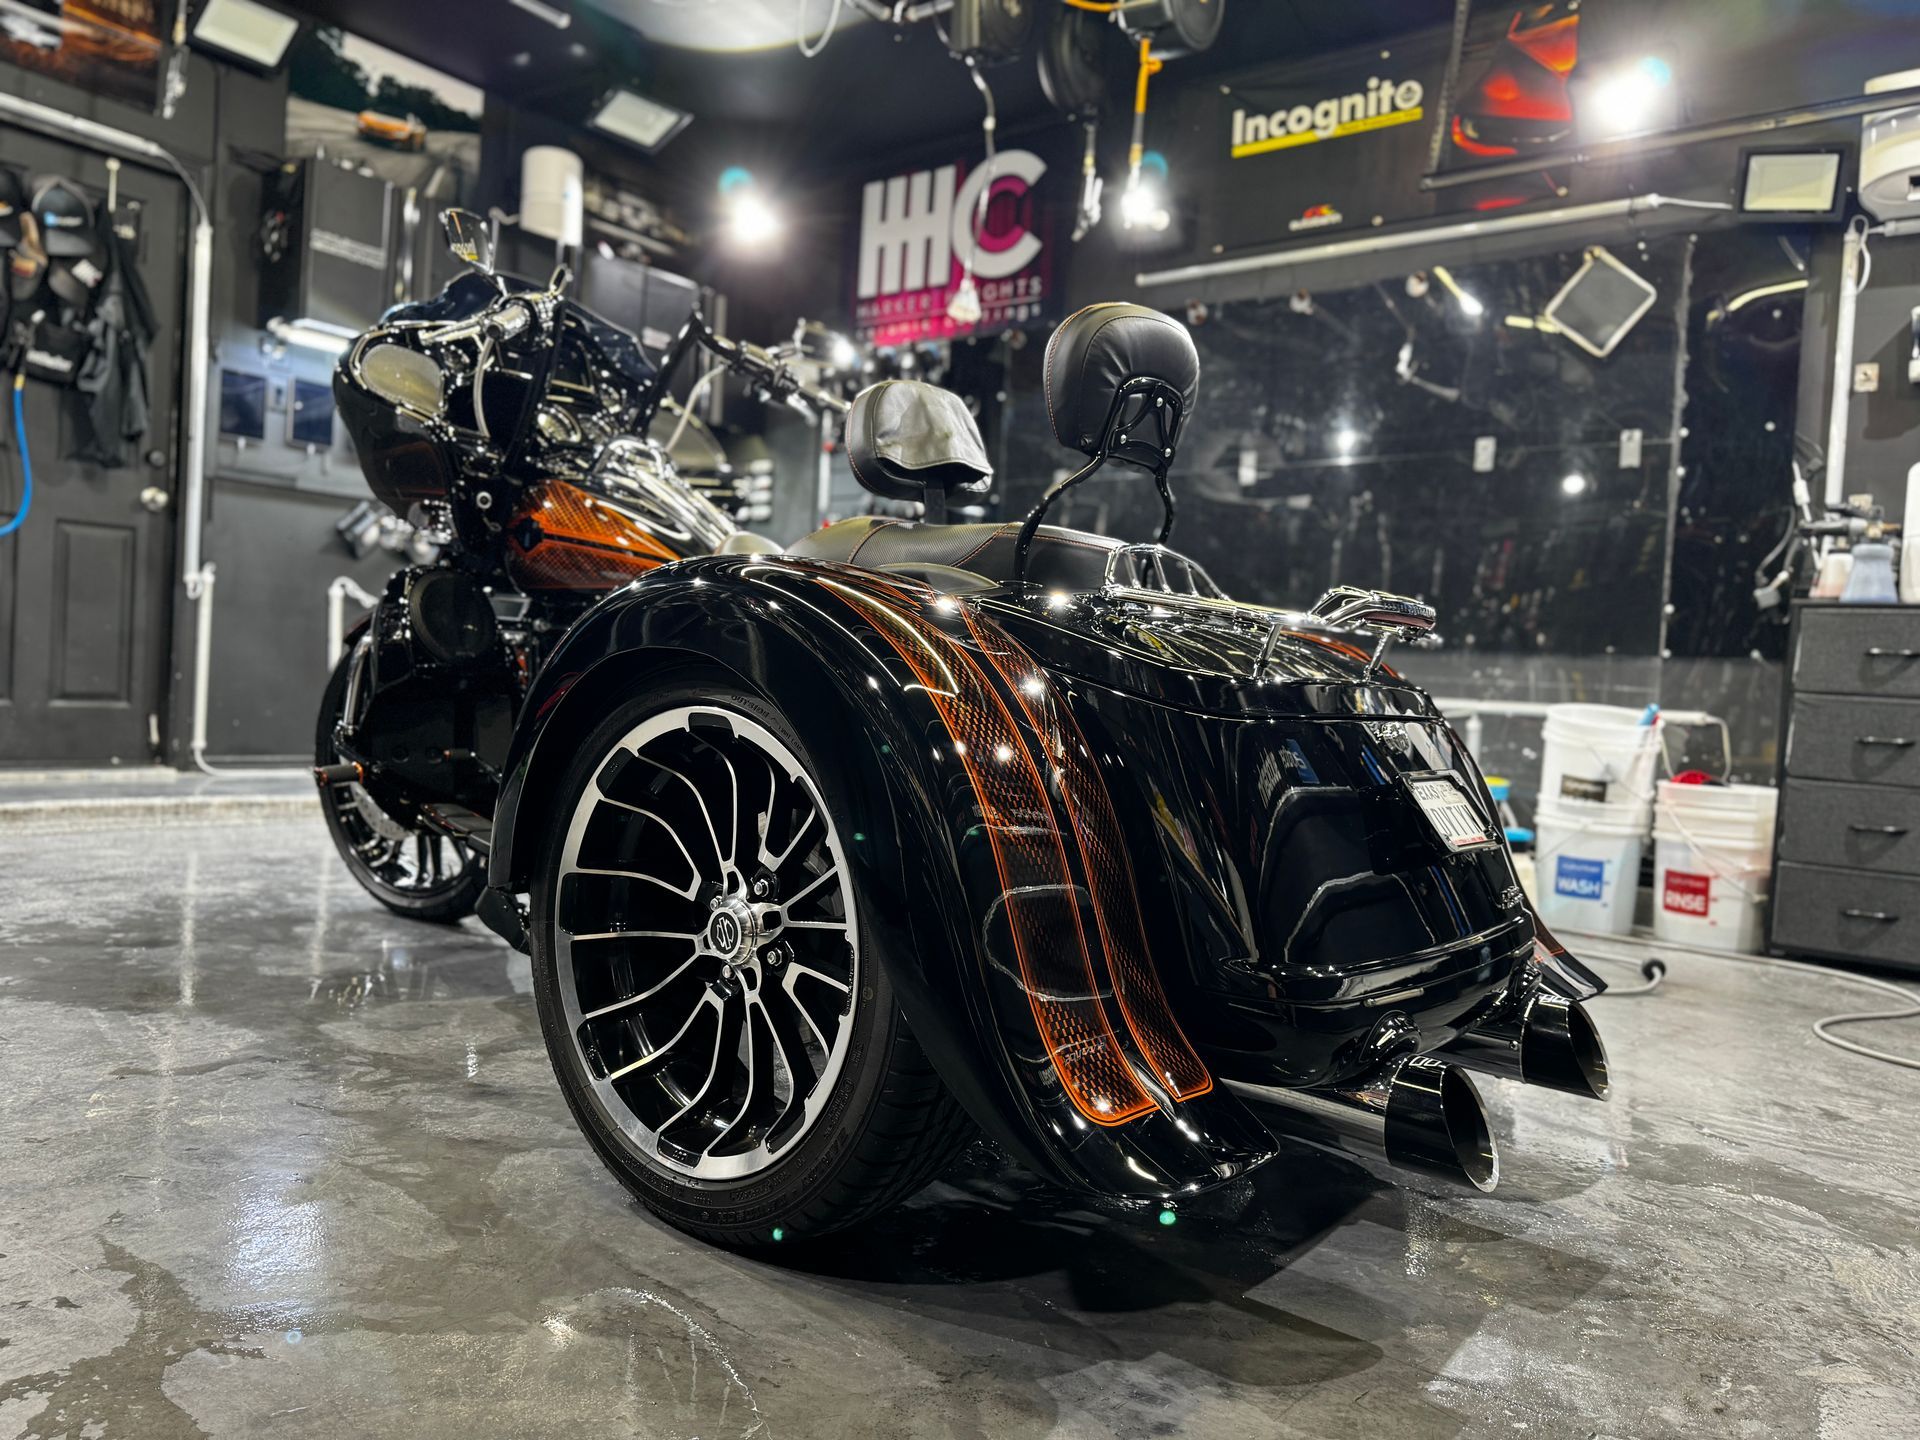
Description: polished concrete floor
3,817,1919,1439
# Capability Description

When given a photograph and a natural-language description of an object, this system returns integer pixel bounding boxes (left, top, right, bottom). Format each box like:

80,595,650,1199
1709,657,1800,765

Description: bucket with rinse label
1651,781,1778,953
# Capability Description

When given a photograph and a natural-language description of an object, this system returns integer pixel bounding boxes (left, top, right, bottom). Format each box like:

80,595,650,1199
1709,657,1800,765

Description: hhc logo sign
855,151,1047,301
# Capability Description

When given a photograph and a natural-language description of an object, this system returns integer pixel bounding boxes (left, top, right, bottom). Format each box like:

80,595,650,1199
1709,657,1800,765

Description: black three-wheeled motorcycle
319,212,1611,1248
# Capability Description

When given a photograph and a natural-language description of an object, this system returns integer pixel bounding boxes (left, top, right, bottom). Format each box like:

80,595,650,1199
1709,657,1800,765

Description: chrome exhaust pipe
1225,1055,1500,1193
1445,990,1610,1102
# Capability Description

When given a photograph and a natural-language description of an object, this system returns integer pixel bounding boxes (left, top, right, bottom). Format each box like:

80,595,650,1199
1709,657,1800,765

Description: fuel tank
983,587,1532,1091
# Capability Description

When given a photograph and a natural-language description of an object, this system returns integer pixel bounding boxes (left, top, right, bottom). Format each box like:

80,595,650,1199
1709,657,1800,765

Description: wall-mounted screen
290,378,334,447
219,369,268,440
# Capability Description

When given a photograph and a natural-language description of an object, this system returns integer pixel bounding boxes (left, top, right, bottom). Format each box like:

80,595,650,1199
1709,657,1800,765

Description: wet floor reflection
2,819,1918,1438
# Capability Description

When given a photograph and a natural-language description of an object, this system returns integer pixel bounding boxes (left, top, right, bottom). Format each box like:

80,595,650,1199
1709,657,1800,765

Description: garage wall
1798,229,1920,531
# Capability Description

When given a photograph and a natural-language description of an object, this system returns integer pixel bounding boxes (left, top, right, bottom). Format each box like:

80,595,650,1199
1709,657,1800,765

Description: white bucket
1534,798,1646,936
1651,782,1779,953
1540,704,1661,816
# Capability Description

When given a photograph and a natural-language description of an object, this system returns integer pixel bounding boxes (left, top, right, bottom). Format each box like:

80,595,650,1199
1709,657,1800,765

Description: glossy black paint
489,554,1595,1200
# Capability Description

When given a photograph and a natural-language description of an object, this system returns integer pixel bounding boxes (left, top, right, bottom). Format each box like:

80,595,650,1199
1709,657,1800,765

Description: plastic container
1842,540,1898,603
1534,797,1646,937
1539,704,1661,817
1902,464,1920,605
1652,781,1780,953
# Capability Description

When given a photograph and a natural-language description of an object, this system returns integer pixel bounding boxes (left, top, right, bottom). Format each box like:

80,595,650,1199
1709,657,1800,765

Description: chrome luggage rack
1101,543,1231,600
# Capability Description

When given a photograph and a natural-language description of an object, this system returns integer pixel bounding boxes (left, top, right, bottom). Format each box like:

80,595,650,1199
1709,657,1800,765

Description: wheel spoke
761,801,817,874
779,966,834,1056
568,928,699,944
591,795,705,884
787,962,851,994
783,865,840,908
657,995,737,1139
629,752,726,875
605,990,719,1081
578,948,704,1020
569,864,699,902
704,1000,771,1156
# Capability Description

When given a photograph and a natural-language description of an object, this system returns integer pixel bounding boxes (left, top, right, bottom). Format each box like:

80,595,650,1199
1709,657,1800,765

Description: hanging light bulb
946,274,983,326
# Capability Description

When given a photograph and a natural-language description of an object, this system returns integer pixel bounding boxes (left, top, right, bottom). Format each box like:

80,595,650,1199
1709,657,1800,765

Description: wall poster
0,0,177,109
285,25,482,202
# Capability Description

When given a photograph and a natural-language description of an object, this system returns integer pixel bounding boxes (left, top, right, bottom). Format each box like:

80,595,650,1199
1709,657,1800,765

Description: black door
0,126,181,764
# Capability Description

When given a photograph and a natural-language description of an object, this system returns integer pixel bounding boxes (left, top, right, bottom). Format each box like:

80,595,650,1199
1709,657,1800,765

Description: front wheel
530,673,972,1246
315,636,486,923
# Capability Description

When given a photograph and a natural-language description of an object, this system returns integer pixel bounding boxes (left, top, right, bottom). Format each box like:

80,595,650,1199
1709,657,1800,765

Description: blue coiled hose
0,375,29,539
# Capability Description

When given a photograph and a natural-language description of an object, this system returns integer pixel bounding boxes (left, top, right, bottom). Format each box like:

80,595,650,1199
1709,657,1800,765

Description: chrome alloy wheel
554,705,859,1181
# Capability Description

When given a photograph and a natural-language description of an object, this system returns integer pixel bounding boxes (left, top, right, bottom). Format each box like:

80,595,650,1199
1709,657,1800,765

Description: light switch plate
1473,436,1496,473
1618,428,1643,468
1854,362,1880,393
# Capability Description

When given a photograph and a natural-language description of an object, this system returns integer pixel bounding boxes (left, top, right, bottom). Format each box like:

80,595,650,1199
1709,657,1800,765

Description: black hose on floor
1569,932,1920,1073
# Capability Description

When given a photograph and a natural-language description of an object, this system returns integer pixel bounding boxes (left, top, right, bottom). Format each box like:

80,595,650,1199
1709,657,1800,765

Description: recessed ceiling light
189,0,300,72
589,89,693,153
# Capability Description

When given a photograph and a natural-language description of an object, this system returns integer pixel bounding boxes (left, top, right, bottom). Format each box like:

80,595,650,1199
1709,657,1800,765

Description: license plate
1409,776,1496,851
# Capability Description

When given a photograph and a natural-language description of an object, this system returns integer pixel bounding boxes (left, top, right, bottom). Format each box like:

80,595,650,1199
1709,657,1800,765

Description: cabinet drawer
1793,607,1920,699
1771,862,1920,970
1785,695,1920,786
1778,779,1920,876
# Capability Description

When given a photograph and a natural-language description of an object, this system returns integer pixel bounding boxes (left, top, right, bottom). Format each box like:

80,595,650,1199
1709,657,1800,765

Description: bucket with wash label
1539,704,1661,818
1652,781,1778,953
1533,796,1646,936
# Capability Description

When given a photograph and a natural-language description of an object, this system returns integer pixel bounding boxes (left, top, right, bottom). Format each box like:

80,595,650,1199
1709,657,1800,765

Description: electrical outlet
1854,362,1880,393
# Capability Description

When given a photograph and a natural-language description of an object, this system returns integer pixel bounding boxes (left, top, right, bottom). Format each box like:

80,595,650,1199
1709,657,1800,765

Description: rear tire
529,672,973,1246
314,636,486,924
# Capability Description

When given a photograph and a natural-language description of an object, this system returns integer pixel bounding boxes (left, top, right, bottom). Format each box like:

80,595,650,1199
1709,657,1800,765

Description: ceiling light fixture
508,0,572,27
1561,472,1589,496
1583,56,1674,139
589,89,693,153
189,0,300,72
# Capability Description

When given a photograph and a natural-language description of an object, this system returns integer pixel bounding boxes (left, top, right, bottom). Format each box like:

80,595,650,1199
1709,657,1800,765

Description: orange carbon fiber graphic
826,582,1156,1127
506,481,679,593
964,611,1213,1103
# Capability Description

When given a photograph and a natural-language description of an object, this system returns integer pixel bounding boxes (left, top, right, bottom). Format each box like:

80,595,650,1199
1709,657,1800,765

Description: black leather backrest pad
846,379,994,503
1044,302,1200,454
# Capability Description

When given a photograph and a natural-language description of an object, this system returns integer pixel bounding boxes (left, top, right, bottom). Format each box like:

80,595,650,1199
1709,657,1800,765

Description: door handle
1841,908,1900,922
1864,647,1920,659
139,486,170,513
1856,736,1915,748
1847,824,1909,836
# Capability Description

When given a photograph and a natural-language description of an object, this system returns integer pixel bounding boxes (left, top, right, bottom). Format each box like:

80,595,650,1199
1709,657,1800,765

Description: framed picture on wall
218,370,268,441
289,377,334,448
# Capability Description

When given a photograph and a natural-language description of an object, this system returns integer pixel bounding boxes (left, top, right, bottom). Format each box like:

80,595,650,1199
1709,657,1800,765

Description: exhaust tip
1523,994,1611,1101
1385,1057,1500,1193
1438,1066,1501,1192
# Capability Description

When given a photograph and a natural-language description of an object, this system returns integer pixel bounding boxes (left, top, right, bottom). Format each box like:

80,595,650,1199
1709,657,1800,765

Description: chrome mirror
360,344,445,418
441,208,494,273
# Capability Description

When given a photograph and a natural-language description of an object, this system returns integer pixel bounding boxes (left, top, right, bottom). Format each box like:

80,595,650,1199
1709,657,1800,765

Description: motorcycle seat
787,514,1124,592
